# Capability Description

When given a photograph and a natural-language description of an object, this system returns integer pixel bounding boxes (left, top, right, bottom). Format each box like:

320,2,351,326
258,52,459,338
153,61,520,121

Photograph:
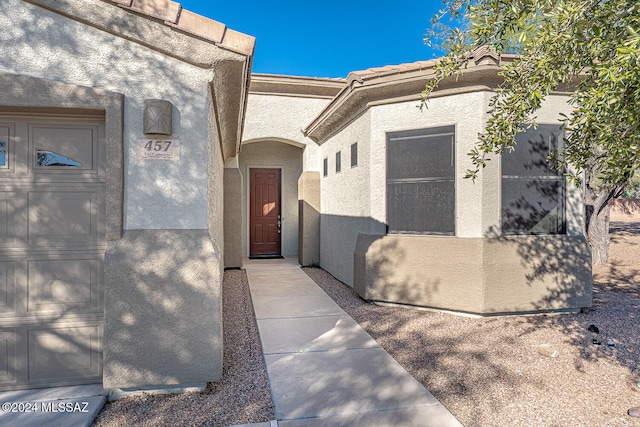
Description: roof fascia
25,0,254,68
249,74,346,99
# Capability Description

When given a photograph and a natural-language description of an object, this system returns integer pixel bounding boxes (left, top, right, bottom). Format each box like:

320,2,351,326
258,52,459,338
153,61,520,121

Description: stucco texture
319,110,379,285
243,93,329,171
355,233,592,314
104,230,222,388
317,88,591,314
0,0,250,391
1,0,239,230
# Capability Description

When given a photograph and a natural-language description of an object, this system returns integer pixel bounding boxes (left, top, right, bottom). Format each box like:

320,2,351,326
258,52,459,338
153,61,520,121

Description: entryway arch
239,140,303,258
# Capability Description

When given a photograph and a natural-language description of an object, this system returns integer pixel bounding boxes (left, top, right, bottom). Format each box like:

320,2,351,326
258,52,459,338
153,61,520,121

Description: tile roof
104,0,255,56
345,46,505,85
347,59,438,82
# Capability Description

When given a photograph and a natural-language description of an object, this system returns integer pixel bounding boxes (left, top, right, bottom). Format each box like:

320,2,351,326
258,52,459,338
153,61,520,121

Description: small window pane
388,131,455,180
336,151,341,173
502,178,565,234
503,126,561,177
351,142,358,167
36,149,81,167
502,124,565,235
323,157,328,177
0,142,6,168
387,180,455,234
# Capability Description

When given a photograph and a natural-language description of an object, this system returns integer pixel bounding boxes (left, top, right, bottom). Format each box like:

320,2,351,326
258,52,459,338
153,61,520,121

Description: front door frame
248,167,282,257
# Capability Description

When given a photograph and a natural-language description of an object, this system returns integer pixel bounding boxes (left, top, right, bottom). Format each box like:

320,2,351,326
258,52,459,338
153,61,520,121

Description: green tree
423,0,640,264
623,174,640,198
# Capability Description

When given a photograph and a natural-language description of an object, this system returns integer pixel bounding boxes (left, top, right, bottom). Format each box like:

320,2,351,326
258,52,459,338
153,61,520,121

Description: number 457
144,140,172,152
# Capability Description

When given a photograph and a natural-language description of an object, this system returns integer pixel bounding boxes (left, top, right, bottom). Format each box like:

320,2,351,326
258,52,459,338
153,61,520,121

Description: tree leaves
424,0,640,192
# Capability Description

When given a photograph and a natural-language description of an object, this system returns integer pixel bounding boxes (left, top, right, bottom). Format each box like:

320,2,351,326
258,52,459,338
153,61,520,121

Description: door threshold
249,255,284,259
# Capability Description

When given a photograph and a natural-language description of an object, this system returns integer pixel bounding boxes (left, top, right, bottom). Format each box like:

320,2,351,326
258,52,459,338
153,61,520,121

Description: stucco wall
370,91,493,237
239,141,303,257
104,230,222,388
243,93,329,171
1,0,247,391
319,91,583,291
1,0,241,230
319,110,380,285
355,233,592,314
319,93,493,285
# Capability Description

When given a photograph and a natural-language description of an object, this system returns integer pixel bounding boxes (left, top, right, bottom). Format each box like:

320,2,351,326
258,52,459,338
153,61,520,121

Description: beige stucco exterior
298,171,321,266
2,0,254,391
4,0,594,394
239,141,303,257
233,58,592,315
355,234,591,314
223,75,343,263
300,53,591,315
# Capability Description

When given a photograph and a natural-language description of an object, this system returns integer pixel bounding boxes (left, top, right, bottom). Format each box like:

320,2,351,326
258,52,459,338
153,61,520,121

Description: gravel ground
304,220,640,427
93,269,274,427
93,222,638,427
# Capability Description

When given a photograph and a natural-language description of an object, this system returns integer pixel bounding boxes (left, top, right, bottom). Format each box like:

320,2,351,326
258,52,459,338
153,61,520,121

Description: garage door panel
0,191,26,247
0,262,16,315
27,256,102,314
27,324,102,384
28,190,104,246
0,331,17,385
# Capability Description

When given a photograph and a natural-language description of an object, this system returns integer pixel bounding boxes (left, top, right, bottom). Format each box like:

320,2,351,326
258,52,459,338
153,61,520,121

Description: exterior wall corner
298,171,321,266
103,230,223,389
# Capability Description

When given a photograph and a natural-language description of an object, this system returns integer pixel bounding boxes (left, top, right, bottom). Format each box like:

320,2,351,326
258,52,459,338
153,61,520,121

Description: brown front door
250,168,281,256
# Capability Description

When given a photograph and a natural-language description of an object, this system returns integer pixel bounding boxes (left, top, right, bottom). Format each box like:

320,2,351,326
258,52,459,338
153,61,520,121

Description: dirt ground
93,220,639,427
304,219,640,427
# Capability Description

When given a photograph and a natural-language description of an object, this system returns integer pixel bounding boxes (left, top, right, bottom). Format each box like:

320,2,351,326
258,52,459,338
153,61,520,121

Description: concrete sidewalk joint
243,258,464,427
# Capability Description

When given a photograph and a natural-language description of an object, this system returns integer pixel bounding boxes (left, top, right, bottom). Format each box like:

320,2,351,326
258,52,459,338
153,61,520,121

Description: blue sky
179,1,444,78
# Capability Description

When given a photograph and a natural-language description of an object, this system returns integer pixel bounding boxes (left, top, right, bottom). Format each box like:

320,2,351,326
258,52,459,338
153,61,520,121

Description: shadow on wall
482,226,592,313
3,2,217,229
352,223,591,315
319,214,386,286
104,230,222,389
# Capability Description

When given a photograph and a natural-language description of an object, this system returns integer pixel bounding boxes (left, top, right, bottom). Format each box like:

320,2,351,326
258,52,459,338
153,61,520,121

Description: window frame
385,125,456,235
323,157,328,177
501,124,567,235
335,151,341,173
351,142,358,168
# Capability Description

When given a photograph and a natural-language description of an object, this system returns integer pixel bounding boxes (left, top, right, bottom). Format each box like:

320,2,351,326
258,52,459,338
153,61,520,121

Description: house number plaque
137,139,180,160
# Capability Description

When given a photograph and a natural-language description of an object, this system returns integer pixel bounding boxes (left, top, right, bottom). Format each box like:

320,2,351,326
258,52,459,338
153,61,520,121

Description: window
386,126,455,235
336,151,341,173
323,157,328,177
351,142,358,167
502,124,566,234
0,141,6,168
36,149,81,167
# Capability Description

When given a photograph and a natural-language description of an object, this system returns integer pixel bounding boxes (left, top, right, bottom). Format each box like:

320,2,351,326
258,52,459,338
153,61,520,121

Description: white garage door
0,116,105,391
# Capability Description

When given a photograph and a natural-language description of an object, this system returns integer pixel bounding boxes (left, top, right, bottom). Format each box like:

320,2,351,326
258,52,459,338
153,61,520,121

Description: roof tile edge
106,0,255,56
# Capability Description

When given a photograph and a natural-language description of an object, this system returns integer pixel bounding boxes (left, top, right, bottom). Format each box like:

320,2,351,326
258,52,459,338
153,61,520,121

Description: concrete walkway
0,384,106,427
244,258,463,427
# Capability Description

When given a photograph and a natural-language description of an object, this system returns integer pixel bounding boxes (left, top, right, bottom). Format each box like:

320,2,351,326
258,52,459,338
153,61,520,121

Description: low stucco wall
298,171,320,266
104,230,222,389
354,233,592,315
